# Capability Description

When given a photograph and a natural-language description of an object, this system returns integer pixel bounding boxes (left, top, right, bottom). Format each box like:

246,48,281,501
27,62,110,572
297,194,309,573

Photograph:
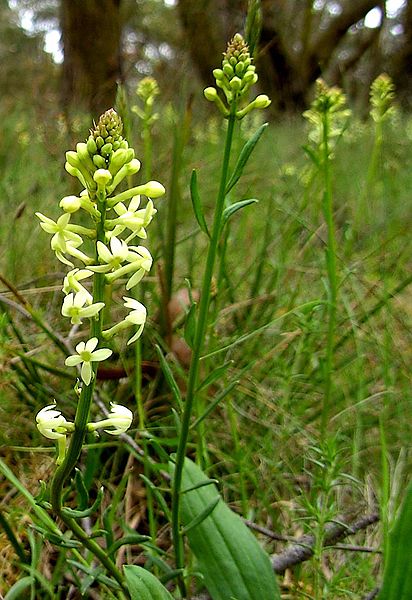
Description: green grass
0,96,411,598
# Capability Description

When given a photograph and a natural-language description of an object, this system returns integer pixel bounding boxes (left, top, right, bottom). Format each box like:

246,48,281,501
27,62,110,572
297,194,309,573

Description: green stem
49,191,128,595
320,110,337,439
171,104,237,595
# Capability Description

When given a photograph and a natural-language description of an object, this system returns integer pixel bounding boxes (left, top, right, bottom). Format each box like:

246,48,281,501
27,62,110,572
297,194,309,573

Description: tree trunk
60,0,123,116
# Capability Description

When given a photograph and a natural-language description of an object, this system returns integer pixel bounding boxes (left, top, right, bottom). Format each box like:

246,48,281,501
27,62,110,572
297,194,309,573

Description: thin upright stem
171,104,237,595
320,110,337,439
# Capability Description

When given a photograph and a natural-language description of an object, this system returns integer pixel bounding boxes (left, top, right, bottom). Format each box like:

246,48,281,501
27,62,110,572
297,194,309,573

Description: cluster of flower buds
35,108,165,461
370,73,396,124
36,402,133,464
303,79,351,152
204,33,271,119
132,76,160,124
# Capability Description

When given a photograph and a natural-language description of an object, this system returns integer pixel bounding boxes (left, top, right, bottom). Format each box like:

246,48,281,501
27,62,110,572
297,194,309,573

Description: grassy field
0,86,411,599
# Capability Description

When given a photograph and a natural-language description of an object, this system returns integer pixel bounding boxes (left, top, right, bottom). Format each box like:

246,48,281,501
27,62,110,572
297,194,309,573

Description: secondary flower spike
204,33,271,119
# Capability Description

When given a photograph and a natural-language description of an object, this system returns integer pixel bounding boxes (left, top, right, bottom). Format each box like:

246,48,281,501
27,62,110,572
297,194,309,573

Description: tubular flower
65,338,112,386
124,297,147,344
104,245,153,289
36,212,83,252
63,269,94,304
36,404,74,465
87,403,133,436
36,404,71,440
61,291,105,325
89,237,131,273
102,297,147,343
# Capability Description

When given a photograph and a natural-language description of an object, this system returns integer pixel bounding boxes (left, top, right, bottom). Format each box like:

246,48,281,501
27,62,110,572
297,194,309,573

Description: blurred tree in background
2,0,412,115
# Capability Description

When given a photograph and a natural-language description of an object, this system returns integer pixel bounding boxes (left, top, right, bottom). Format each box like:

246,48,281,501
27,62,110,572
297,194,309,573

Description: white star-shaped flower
65,338,112,385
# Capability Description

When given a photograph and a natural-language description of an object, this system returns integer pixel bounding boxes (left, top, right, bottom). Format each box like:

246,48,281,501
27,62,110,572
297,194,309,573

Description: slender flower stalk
303,80,350,438
170,34,270,593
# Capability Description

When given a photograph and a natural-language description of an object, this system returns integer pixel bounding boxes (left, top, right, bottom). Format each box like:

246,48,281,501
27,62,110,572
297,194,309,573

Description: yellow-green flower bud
142,181,166,198
204,87,218,101
254,94,271,109
60,195,82,213
86,136,97,155
93,155,107,169
100,143,113,157
93,169,112,187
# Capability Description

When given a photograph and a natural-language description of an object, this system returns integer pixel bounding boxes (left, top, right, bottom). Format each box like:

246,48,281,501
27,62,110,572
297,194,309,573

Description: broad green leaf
225,123,268,195
222,198,258,225
378,480,412,600
124,565,174,600
190,170,210,236
170,458,280,600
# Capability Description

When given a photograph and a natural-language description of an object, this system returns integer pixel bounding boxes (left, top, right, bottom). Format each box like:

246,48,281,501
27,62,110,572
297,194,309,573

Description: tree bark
60,0,123,116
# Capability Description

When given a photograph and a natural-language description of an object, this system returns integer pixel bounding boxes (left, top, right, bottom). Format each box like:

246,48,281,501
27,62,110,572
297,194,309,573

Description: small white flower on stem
104,245,153,289
61,291,105,325
65,337,112,385
87,403,133,436
89,237,130,273
36,212,82,252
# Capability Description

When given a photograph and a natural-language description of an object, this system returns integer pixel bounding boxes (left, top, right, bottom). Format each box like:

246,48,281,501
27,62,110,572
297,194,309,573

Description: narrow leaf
124,565,174,600
61,486,103,519
4,576,34,600
107,534,151,556
197,360,234,392
184,302,197,349
190,170,210,236
181,478,219,494
222,199,258,225
226,123,268,194
181,496,220,534
74,469,89,510
191,380,239,429
155,345,183,410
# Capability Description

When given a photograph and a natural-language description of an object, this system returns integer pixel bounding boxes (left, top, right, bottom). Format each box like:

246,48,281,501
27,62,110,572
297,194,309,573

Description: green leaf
225,123,268,194
196,360,234,392
170,458,280,600
222,199,258,226
61,486,103,519
181,496,220,534
184,302,197,349
378,480,412,600
107,534,151,556
191,380,239,430
74,469,89,510
124,565,174,600
4,576,34,600
190,170,210,236
303,144,320,167
155,345,183,411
